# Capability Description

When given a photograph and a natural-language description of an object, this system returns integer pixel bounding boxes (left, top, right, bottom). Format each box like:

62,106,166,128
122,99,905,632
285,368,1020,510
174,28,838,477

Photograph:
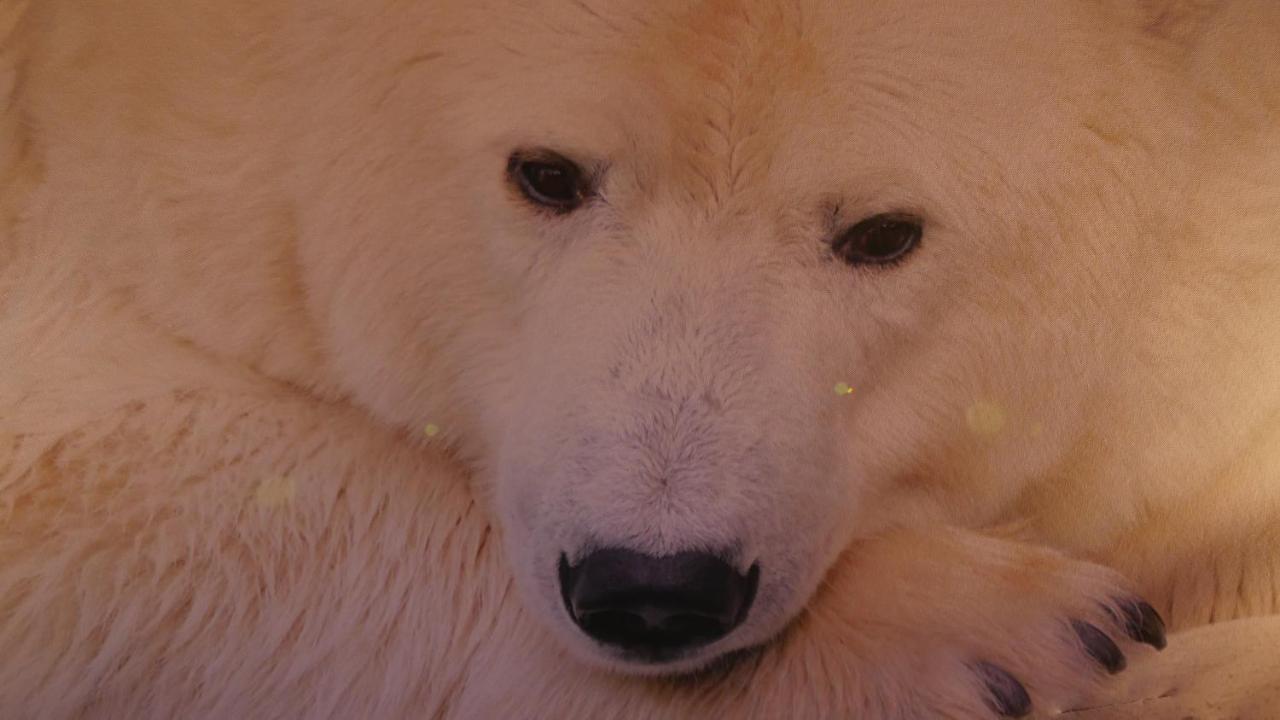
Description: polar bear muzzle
557,548,760,662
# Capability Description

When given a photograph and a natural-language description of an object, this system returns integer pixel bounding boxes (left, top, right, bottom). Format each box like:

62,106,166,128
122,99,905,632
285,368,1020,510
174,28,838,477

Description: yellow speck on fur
255,476,296,507
966,401,1006,438
424,423,441,437
833,382,854,396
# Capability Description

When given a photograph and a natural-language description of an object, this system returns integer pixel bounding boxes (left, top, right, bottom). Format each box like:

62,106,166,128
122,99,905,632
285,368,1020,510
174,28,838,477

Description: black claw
1119,600,1168,650
1071,620,1127,674
975,661,1032,718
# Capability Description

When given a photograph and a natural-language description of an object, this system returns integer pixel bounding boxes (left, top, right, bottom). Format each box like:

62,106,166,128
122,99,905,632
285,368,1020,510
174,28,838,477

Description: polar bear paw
782,529,1169,719
966,598,1166,717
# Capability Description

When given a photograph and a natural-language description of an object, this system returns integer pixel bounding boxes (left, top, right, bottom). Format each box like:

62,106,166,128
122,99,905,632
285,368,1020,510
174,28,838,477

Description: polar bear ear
1136,0,1222,46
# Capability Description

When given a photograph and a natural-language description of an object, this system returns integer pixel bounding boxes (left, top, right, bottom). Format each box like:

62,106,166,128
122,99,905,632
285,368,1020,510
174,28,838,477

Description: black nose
558,547,759,659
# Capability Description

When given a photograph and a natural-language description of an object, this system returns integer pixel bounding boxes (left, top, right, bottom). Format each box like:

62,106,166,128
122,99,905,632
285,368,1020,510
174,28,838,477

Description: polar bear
2,0,1278,718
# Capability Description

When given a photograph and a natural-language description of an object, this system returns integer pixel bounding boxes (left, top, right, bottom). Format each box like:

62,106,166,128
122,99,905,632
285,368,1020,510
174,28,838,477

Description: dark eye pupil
526,164,573,198
835,214,923,266
510,153,587,212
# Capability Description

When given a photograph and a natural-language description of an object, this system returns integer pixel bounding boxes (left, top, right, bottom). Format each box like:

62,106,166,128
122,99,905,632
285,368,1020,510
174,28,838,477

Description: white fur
2,0,1278,717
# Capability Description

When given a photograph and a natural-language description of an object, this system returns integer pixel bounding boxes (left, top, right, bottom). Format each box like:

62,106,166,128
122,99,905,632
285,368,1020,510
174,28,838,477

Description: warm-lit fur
2,0,1278,717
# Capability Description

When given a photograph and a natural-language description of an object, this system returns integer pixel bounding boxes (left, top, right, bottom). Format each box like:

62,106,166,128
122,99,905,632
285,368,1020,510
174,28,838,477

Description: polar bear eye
833,213,924,266
508,151,589,213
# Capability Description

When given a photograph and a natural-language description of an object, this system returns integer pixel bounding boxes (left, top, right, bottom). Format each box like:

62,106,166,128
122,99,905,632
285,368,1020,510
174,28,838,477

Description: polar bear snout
557,548,760,661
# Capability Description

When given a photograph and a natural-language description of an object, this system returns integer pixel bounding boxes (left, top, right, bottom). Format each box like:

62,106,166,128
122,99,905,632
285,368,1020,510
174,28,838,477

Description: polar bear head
275,0,1212,674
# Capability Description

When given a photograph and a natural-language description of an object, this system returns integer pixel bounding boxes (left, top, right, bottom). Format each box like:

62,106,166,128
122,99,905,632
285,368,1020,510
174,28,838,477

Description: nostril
558,547,760,660
577,608,729,647
578,609,648,644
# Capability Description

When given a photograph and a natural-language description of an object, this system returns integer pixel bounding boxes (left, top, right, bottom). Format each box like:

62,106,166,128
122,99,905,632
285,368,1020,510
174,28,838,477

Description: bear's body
2,0,1278,717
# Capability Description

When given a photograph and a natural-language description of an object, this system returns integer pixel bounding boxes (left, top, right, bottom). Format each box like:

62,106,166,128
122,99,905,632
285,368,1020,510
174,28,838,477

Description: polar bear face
289,1,1168,673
